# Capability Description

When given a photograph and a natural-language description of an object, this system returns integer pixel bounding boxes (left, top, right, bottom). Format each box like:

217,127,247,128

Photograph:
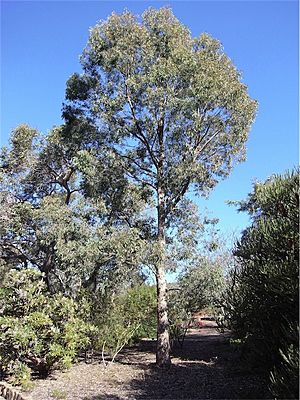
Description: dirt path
24,326,271,400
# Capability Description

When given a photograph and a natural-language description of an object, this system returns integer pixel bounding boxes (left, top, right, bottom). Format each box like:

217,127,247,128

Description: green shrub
9,361,32,389
93,284,157,362
270,344,299,399
121,284,157,340
168,258,226,344
176,259,226,314
221,170,299,398
0,269,97,384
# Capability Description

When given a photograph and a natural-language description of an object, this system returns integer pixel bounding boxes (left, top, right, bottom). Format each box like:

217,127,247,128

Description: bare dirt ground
23,324,271,400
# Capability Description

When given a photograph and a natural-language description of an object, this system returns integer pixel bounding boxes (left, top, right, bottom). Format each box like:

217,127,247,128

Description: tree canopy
64,8,257,206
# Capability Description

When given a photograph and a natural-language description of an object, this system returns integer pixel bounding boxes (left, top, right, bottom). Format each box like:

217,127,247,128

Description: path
23,325,271,400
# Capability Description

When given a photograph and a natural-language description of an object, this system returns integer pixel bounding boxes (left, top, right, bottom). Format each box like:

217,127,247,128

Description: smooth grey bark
155,255,171,367
155,121,171,367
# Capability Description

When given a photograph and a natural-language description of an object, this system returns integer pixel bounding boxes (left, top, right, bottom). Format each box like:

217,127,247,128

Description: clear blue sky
1,0,299,237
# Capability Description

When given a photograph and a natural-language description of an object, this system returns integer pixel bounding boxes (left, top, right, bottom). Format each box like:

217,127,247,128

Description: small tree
177,258,226,314
63,7,257,366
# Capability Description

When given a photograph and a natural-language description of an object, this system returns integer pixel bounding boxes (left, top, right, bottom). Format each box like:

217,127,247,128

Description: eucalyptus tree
0,125,147,294
176,257,226,314
63,7,257,366
0,124,88,289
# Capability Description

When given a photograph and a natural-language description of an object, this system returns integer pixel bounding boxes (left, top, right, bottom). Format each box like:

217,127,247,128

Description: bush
270,326,299,399
95,284,157,362
121,284,157,340
0,269,96,384
221,170,299,398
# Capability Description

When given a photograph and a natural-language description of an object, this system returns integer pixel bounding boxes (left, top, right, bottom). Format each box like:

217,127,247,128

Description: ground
23,323,272,400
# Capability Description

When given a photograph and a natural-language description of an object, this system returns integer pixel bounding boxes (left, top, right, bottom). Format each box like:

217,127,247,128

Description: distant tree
177,257,226,314
63,7,257,366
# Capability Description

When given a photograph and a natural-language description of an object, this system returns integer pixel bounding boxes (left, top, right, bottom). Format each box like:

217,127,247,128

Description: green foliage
121,284,157,339
0,269,96,384
0,270,156,382
221,170,299,398
0,124,148,296
9,361,32,389
94,284,157,360
168,256,225,344
270,327,299,400
167,299,190,347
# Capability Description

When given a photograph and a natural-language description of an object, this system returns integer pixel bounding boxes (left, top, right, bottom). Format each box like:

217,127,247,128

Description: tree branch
112,148,155,178
195,129,221,158
125,83,159,169
166,177,191,215
166,128,221,214
124,170,156,190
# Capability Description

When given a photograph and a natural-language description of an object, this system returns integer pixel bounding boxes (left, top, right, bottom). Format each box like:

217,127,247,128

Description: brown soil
23,325,272,400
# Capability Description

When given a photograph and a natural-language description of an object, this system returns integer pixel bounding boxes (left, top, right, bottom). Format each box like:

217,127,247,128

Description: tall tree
63,7,257,366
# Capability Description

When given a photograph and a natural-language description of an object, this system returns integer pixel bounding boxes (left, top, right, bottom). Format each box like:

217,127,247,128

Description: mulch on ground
22,324,272,400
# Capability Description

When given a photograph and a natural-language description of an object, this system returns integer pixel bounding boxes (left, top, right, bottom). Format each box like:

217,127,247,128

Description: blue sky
1,0,299,238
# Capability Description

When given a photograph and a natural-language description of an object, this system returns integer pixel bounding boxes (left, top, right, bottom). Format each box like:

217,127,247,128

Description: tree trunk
156,262,171,367
156,181,171,367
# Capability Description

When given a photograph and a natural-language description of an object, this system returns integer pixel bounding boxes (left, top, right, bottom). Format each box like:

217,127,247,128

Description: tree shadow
83,363,270,400
127,339,271,399
83,331,272,400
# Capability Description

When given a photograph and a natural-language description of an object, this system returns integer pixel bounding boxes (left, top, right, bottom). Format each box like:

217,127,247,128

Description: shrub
121,284,157,340
221,170,299,398
0,269,96,384
270,326,299,399
92,284,157,363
